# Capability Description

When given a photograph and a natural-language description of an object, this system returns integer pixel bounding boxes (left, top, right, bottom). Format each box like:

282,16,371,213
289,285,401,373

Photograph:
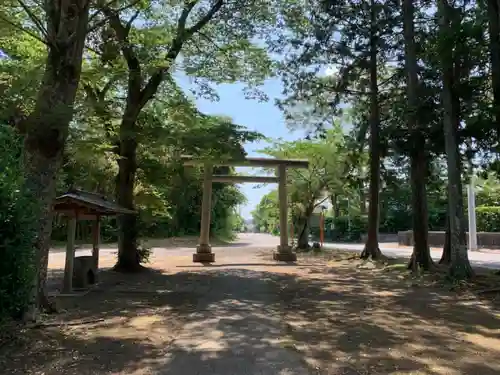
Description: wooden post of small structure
92,216,101,269
63,214,77,293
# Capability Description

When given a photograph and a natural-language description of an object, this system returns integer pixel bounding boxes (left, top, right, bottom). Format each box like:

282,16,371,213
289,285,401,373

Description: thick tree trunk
361,0,382,260
113,109,143,272
297,217,310,250
440,165,467,264
440,214,451,264
22,150,60,317
331,194,340,217
441,27,467,265
487,0,500,136
438,0,473,279
408,146,434,270
403,0,434,271
441,206,467,265
21,0,90,316
297,205,314,249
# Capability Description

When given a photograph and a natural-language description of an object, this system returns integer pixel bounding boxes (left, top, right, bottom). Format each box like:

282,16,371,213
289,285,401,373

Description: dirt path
2,237,500,374
159,268,311,375
3,245,313,375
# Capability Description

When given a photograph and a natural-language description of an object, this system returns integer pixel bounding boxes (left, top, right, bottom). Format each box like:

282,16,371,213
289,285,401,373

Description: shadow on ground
279,253,500,374
49,237,252,254
1,252,500,375
177,262,301,268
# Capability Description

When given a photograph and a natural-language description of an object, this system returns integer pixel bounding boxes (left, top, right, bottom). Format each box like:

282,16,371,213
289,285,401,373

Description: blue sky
176,76,306,219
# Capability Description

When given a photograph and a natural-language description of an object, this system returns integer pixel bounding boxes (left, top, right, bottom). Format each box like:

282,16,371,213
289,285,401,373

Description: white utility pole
467,183,478,251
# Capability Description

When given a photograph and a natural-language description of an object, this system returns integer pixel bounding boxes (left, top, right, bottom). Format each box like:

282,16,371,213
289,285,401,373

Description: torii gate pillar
193,164,215,262
273,164,296,261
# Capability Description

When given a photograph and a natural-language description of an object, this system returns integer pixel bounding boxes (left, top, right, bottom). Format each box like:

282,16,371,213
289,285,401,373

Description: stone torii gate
182,156,309,263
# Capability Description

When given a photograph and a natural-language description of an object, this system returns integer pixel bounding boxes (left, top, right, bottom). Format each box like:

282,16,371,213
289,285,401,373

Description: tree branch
88,0,120,25
185,0,224,37
85,43,103,56
193,30,236,65
101,7,142,94
100,78,117,99
83,83,99,105
137,0,224,110
125,9,141,33
313,196,329,209
177,0,199,32
82,81,118,145
16,0,49,41
88,0,143,34
0,13,48,46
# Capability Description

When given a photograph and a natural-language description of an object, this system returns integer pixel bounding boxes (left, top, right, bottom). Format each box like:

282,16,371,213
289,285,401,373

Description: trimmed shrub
0,125,38,320
322,215,368,242
475,206,500,232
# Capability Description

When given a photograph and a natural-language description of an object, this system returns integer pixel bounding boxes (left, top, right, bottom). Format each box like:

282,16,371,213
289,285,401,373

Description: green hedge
379,209,447,232
475,206,500,232
0,125,38,320
307,206,500,245
309,215,368,242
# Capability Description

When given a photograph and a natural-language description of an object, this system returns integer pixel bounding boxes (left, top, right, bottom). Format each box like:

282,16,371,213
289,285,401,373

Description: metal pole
467,184,478,251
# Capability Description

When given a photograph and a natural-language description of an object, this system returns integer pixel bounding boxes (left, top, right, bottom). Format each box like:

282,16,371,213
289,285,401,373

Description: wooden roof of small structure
53,189,135,219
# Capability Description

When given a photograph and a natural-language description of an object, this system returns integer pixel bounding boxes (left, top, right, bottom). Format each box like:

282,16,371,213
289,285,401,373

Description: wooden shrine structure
182,156,309,263
53,189,135,293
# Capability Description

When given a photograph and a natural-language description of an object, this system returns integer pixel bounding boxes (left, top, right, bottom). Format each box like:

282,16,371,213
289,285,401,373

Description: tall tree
0,0,91,314
487,0,500,140
89,0,273,271
403,0,433,270
261,127,348,249
438,0,473,279
360,0,383,260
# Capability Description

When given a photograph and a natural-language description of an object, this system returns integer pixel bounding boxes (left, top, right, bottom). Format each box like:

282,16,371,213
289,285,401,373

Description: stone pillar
194,164,215,262
274,164,297,261
63,215,77,293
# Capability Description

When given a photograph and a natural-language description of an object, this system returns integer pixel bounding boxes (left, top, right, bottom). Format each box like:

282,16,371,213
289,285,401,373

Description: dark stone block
72,256,97,289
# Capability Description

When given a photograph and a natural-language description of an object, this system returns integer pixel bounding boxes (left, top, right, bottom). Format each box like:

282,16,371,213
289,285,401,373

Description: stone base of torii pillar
193,244,215,262
273,246,297,261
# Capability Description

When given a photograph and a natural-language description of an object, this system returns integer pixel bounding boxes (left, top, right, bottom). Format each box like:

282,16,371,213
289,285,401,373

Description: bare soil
279,251,500,374
1,244,500,375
